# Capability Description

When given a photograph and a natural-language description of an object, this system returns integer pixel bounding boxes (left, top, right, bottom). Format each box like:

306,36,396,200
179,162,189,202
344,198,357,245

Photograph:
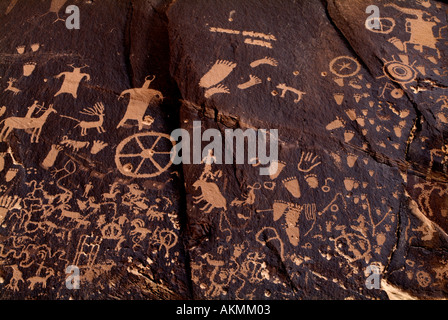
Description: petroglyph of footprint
347,153,358,168
326,117,345,131
204,84,230,99
393,120,407,138
305,174,319,189
268,160,286,180
250,57,279,68
282,177,301,198
199,60,237,89
273,200,289,221
345,109,357,121
23,62,37,77
237,75,262,90
343,177,357,191
5,168,18,182
344,130,355,143
285,204,302,246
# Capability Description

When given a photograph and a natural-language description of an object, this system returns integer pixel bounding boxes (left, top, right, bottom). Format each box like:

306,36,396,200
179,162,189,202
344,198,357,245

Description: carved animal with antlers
61,102,106,136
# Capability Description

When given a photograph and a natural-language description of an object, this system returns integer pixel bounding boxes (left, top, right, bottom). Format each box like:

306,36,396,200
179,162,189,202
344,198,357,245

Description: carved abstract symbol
115,132,175,178
382,55,418,84
333,230,371,263
329,56,361,78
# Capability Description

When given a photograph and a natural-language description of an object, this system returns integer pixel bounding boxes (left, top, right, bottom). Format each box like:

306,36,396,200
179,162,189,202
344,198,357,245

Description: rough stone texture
0,0,447,300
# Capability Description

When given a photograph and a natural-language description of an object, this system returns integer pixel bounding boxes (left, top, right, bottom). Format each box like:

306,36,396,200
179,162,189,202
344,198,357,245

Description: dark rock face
0,0,447,300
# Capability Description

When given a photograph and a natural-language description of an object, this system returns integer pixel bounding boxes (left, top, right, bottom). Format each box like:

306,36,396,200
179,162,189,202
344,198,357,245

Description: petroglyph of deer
0,105,57,143
117,75,164,130
61,102,106,136
4,78,21,95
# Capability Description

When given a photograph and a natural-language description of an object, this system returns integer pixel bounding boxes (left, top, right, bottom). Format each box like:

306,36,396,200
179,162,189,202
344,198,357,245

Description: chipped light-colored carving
0,195,21,225
237,74,262,90
90,140,108,155
60,136,90,152
4,78,21,95
61,102,106,136
72,235,102,277
41,144,63,169
27,268,55,290
117,75,164,130
231,183,260,207
0,104,57,143
385,4,441,58
250,57,278,68
297,152,321,173
284,203,302,246
275,83,306,103
209,27,277,48
115,132,175,178
193,177,227,214
281,177,300,199
255,227,284,262
333,227,372,263
54,65,90,98
23,62,37,77
329,56,361,78
4,265,24,292
150,227,178,258
199,60,237,89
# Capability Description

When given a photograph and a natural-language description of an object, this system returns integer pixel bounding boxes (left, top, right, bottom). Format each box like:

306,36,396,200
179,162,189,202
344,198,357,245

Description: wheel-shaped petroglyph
115,132,175,178
329,56,361,78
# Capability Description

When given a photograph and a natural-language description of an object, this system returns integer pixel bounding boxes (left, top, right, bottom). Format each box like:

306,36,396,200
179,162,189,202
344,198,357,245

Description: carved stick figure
82,182,93,198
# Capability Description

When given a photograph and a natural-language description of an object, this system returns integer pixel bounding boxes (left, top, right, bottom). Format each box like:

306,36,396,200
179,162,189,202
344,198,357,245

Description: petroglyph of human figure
117,75,164,130
385,4,441,58
54,65,90,98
